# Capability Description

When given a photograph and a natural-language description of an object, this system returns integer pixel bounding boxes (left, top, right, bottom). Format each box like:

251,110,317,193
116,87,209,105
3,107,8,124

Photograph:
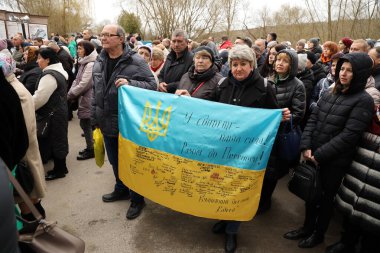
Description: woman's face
338,41,346,51
331,59,338,76
307,41,314,49
138,48,150,63
77,45,85,58
231,59,253,81
37,54,49,69
339,61,353,86
275,54,290,76
323,46,332,58
23,50,29,62
150,57,163,68
269,47,277,64
194,54,212,73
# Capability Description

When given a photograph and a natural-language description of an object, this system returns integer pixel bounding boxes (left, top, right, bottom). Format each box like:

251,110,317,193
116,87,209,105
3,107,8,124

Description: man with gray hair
91,24,157,219
350,39,369,53
158,29,194,93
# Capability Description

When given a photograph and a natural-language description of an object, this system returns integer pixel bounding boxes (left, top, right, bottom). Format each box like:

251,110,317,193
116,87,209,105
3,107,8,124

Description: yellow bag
93,128,105,168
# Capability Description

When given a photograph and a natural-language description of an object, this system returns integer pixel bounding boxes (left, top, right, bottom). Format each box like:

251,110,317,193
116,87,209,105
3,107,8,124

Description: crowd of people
1,25,380,253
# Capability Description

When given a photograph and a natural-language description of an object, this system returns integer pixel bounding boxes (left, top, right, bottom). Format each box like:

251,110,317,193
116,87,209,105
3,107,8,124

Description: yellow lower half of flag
119,135,266,221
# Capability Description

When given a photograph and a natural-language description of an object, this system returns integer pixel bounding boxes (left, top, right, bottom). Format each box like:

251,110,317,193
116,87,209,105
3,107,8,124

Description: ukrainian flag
118,86,282,221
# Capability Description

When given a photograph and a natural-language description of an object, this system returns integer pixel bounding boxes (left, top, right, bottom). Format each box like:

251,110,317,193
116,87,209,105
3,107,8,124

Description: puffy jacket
336,132,380,234
91,47,157,137
178,64,222,101
217,69,278,109
297,68,314,107
18,61,42,95
373,67,380,90
158,49,194,93
272,49,306,126
311,62,327,87
309,74,334,112
301,53,374,168
68,50,98,119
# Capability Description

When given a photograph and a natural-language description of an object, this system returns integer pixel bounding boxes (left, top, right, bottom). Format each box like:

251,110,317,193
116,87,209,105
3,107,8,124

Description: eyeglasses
100,32,119,38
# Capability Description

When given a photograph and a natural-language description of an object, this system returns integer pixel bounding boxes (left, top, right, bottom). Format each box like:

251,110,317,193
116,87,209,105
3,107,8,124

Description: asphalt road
42,116,340,253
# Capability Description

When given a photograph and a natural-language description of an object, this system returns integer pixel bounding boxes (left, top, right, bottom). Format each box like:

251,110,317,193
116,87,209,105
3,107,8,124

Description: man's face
255,40,265,53
234,38,245,46
171,35,187,54
350,42,367,53
368,48,380,67
100,25,122,51
13,36,22,47
266,34,272,42
83,30,91,40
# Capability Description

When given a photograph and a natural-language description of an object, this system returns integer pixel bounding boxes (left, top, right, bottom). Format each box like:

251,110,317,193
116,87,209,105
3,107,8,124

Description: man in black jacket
158,29,193,93
92,24,156,220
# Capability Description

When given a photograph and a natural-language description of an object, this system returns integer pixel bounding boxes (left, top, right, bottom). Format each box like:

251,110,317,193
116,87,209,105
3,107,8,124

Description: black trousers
303,165,345,235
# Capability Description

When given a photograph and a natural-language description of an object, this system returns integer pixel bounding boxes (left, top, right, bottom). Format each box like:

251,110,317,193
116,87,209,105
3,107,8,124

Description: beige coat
7,73,46,199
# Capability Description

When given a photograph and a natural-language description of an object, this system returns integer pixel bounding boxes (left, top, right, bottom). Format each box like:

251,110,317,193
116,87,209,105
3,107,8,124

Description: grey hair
228,44,257,69
171,29,188,41
116,25,126,39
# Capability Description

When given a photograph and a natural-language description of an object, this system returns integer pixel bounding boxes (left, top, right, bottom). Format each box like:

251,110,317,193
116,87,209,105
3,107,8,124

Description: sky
92,0,299,25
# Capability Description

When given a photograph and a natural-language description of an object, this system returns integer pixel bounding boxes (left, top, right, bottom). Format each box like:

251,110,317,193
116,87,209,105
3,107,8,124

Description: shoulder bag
288,160,321,204
277,114,302,161
7,169,85,253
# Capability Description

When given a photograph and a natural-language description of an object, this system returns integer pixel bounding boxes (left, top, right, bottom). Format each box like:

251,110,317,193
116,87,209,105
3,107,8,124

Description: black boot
77,148,95,160
298,231,324,248
225,234,237,253
46,158,67,180
325,241,355,253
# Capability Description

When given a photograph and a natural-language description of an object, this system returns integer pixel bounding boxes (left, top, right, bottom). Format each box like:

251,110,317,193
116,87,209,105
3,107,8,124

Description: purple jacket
68,50,98,119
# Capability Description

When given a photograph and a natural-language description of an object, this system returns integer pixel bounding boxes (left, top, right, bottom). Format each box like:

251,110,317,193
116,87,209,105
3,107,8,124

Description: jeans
80,119,93,150
103,135,144,203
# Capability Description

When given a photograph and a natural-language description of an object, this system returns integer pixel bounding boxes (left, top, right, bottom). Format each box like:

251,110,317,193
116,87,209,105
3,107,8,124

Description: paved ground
42,116,340,253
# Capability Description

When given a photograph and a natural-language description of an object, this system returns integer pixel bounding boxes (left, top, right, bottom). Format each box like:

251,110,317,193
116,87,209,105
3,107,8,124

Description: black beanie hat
305,51,317,64
194,46,215,63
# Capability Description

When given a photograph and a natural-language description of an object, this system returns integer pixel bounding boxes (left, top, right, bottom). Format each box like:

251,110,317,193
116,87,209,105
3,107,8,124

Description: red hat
341,37,353,48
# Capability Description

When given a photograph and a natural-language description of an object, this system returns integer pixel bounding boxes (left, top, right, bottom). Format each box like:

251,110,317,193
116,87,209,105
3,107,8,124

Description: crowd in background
1,26,380,253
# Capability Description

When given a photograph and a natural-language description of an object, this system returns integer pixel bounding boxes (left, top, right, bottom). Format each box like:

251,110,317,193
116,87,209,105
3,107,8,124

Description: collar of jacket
98,46,133,63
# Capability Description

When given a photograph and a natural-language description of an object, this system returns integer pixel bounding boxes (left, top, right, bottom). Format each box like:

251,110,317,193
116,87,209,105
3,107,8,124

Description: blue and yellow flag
118,86,282,221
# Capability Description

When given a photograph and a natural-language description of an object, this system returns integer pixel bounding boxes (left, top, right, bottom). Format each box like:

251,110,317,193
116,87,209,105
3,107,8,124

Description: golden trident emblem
140,100,172,142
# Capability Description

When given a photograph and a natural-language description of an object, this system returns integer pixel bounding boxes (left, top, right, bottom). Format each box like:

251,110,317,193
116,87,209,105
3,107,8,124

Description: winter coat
18,61,42,95
301,53,374,170
311,62,328,87
272,50,306,126
57,47,75,87
158,49,194,93
297,68,314,108
365,76,380,106
216,69,278,109
178,64,222,101
34,63,69,161
373,67,380,90
92,47,157,138
0,77,28,170
7,74,46,199
68,50,98,119
309,74,334,112
336,132,380,234
219,40,233,50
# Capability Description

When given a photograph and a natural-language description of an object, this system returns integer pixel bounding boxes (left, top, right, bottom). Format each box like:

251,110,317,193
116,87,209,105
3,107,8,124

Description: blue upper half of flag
118,86,282,171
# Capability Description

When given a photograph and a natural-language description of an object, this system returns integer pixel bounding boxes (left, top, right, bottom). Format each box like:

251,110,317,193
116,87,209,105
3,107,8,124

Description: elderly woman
284,53,374,249
213,45,290,253
68,40,97,160
176,46,222,100
150,48,165,76
34,47,69,180
19,46,41,95
137,45,160,86
320,41,339,69
0,53,46,220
